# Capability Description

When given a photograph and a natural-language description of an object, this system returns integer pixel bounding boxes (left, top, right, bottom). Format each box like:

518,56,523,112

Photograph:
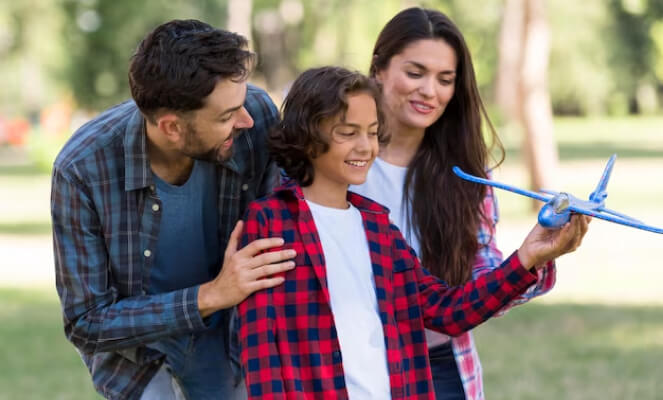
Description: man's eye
220,113,233,122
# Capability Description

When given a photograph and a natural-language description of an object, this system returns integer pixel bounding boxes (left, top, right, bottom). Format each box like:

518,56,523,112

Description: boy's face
310,92,379,191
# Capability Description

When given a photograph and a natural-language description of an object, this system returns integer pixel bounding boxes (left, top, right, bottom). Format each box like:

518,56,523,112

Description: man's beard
182,122,234,164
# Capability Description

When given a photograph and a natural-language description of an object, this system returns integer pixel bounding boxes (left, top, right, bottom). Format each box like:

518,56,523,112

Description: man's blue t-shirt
150,160,219,293
148,160,238,398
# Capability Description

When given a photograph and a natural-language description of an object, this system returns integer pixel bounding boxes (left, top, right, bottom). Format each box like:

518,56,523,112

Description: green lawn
0,289,100,400
2,288,661,399
494,116,663,221
475,302,663,400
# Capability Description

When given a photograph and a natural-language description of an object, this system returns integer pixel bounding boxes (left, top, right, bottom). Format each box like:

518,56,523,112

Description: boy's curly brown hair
269,66,388,186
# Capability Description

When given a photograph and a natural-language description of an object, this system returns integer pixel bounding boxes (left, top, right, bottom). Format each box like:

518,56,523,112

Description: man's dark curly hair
129,19,255,123
270,66,388,186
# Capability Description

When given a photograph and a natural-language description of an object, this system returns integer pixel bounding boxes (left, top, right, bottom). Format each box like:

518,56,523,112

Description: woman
351,7,572,400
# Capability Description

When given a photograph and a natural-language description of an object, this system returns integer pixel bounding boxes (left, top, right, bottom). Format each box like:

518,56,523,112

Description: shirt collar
123,105,153,192
276,179,390,215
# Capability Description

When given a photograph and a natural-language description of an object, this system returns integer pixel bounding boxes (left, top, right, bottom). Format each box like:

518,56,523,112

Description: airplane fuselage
538,192,602,228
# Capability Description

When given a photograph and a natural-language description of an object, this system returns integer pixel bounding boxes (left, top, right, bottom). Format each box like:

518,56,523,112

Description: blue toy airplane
453,154,663,234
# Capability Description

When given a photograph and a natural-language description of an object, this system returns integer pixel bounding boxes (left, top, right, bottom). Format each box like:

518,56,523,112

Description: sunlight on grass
0,173,52,234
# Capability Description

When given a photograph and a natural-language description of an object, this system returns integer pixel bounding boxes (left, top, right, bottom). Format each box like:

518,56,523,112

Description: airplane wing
596,206,643,224
452,166,553,203
567,205,663,234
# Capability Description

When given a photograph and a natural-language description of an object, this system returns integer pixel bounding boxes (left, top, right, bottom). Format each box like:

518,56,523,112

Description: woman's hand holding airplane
517,214,592,270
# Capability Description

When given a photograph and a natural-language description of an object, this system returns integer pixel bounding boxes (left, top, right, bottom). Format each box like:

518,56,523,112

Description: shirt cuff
165,286,208,333
503,250,539,289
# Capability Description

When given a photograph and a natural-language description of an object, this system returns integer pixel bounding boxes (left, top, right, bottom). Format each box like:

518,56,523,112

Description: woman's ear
372,55,383,85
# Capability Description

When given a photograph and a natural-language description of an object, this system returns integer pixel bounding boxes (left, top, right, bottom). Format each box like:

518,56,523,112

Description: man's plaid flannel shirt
51,85,278,400
237,182,538,399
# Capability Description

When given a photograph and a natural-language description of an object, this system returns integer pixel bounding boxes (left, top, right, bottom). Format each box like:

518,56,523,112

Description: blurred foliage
59,0,228,110
1,0,663,118
25,129,70,173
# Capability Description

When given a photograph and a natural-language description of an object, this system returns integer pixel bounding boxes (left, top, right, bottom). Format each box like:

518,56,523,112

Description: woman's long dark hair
370,8,504,285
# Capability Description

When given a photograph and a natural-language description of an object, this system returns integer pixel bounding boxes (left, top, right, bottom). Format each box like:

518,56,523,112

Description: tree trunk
495,0,525,121
496,0,558,211
227,0,253,47
520,0,558,197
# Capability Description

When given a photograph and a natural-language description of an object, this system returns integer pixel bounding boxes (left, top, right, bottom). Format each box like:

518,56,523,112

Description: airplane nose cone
538,204,571,228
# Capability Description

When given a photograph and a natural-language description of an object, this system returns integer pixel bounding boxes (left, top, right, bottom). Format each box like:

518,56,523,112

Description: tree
496,0,558,209
60,0,227,110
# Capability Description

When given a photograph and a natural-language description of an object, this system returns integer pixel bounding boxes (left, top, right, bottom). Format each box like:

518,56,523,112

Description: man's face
179,79,254,163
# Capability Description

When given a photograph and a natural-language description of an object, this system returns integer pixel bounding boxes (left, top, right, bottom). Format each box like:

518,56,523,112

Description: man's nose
235,106,254,130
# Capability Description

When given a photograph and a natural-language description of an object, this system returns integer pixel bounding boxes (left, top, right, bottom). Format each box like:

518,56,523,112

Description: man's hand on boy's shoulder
197,221,296,317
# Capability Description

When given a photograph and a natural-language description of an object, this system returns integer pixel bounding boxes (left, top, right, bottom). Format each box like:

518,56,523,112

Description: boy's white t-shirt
306,200,391,400
350,157,450,347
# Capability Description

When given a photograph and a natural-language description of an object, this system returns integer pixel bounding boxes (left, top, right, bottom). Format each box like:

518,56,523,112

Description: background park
1,0,662,399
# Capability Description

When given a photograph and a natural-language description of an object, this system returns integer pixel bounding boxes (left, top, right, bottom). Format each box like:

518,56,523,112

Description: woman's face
375,38,457,134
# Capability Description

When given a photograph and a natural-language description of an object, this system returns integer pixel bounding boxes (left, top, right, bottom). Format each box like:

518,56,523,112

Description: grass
0,163,52,235
493,116,663,222
0,288,100,400
1,288,661,399
500,115,663,162
474,302,663,400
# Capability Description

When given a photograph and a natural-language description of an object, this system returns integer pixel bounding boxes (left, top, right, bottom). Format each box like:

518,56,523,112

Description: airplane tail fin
589,154,617,203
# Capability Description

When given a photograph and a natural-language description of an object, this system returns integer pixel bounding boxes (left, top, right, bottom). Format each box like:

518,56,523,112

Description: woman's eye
369,131,378,137
337,131,356,137
406,71,422,78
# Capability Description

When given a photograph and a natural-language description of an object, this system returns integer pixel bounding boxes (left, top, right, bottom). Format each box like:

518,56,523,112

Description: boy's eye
336,131,356,137
369,131,379,137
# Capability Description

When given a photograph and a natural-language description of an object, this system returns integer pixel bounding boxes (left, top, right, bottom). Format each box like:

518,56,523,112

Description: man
51,19,295,400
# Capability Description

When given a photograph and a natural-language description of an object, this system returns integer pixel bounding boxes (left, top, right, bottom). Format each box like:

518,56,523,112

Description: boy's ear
156,113,185,144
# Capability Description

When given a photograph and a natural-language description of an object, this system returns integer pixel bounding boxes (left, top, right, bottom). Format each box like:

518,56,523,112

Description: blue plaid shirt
51,85,279,399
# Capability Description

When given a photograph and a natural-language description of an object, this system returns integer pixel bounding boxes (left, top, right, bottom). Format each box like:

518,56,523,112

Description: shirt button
144,249,152,257
241,183,249,191
152,203,160,212
332,350,341,361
